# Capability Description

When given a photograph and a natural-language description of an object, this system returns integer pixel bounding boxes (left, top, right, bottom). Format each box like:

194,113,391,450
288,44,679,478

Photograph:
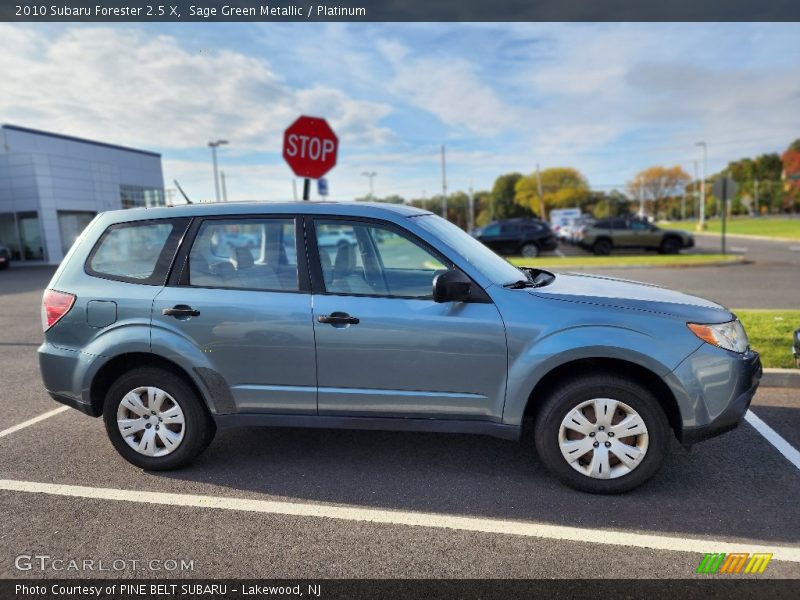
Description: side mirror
432,269,472,303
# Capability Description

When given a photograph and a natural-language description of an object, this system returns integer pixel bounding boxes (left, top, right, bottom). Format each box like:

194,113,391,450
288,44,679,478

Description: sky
0,22,798,203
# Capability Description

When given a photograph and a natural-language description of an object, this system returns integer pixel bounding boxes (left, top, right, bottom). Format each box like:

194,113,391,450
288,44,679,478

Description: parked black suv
472,219,558,257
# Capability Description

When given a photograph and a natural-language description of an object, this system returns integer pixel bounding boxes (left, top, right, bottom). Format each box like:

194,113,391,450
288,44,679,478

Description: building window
120,185,165,209
58,211,96,257
17,212,44,261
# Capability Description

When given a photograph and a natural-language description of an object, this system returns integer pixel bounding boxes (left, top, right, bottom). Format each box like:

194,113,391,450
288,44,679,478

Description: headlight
687,319,749,354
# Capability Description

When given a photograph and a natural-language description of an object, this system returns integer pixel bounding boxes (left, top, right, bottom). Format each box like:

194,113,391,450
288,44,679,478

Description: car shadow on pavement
154,419,800,545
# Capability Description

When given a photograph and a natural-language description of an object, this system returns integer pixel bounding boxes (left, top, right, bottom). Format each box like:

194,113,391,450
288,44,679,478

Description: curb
762,368,800,388
688,231,799,244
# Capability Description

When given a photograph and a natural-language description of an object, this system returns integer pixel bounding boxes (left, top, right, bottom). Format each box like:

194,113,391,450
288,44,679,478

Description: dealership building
0,124,165,264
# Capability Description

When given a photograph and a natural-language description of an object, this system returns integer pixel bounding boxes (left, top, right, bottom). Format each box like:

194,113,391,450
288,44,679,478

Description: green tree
514,167,590,220
490,173,536,221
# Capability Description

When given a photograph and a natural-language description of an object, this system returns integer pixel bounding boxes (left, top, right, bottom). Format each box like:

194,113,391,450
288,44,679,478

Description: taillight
42,289,76,331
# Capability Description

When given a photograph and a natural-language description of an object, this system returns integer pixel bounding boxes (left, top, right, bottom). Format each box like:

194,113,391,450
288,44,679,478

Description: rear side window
187,218,298,292
86,218,188,285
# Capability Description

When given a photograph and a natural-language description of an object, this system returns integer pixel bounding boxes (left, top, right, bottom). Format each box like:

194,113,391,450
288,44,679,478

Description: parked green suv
581,217,694,255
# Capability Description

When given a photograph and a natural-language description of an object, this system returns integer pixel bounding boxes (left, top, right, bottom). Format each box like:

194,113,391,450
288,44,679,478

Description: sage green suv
581,217,694,255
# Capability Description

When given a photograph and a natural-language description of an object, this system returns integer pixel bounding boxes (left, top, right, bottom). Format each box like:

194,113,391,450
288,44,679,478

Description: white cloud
378,39,520,136
0,25,393,152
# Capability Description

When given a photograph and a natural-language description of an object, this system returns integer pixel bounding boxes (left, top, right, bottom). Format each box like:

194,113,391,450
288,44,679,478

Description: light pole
208,139,229,203
361,171,377,200
695,141,707,230
441,145,448,219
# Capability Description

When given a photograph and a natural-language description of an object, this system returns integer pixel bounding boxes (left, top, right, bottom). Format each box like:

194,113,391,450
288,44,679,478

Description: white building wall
0,125,164,264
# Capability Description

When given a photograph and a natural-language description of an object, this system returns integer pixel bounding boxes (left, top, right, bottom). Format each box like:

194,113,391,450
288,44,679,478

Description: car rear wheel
659,236,681,254
103,367,215,470
592,239,612,255
534,374,670,493
521,243,540,258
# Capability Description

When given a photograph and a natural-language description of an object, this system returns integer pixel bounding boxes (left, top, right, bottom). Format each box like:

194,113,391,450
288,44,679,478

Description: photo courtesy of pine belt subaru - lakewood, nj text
38,202,761,493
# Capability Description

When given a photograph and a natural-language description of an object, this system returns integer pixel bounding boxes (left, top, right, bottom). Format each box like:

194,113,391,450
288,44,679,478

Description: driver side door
309,218,509,421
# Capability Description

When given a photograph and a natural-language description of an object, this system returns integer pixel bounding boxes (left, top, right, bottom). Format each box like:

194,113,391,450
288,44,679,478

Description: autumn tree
514,167,590,220
627,166,690,219
782,139,800,212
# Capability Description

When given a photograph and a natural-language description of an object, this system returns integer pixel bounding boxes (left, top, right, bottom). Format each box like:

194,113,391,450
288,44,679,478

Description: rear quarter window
86,218,189,285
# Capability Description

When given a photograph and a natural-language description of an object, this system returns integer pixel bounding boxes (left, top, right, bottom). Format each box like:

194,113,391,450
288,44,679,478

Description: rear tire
521,243,540,258
592,239,612,256
103,367,215,470
533,373,670,493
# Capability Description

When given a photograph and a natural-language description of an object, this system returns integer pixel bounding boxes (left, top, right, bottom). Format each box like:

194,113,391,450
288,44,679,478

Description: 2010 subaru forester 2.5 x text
38,202,761,493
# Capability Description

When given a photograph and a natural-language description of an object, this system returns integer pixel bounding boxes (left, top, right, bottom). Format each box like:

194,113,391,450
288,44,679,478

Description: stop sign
283,116,338,179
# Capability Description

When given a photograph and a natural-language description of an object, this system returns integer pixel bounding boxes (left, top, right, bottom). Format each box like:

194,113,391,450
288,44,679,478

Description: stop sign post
283,116,338,200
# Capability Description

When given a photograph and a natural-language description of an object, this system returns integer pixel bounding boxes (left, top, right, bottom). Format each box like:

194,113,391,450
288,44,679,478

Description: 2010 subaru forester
38,202,761,493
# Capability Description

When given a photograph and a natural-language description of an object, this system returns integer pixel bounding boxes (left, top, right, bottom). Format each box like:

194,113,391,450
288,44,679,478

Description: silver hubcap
522,245,538,257
558,398,649,479
117,386,185,457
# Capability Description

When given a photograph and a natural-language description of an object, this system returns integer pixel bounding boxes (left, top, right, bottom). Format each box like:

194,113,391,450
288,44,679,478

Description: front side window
89,221,174,281
315,220,445,298
630,220,650,231
188,218,298,291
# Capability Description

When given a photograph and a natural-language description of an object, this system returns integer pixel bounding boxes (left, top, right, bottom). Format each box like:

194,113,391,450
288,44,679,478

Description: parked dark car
581,217,694,255
472,219,558,257
0,242,11,269
793,328,800,368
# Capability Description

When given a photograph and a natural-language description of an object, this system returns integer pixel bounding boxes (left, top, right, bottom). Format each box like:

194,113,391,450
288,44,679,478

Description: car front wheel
103,367,215,470
534,374,670,493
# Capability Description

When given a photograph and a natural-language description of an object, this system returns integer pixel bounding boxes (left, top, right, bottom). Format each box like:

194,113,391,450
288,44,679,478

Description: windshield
414,214,525,286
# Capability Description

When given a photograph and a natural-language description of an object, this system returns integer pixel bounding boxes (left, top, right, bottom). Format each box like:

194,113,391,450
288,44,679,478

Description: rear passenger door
151,216,317,415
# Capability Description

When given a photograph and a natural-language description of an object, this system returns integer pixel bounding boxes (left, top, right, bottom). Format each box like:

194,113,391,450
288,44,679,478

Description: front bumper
674,347,762,446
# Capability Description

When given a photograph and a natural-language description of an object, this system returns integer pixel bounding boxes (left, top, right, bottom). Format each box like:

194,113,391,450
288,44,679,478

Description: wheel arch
521,357,682,437
89,352,214,418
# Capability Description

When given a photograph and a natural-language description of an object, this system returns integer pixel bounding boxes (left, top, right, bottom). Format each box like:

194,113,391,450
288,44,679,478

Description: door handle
162,305,200,318
318,312,359,325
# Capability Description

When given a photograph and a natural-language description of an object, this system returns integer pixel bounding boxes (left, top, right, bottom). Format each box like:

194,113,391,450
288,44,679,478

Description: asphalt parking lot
1,266,798,580
550,232,800,309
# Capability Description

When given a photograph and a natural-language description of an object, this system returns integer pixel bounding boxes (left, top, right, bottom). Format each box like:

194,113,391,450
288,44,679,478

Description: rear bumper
47,391,98,416
676,348,762,446
539,236,559,251
38,342,99,417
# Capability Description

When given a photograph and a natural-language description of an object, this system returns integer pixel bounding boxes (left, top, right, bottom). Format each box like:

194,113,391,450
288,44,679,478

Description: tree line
358,138,800,227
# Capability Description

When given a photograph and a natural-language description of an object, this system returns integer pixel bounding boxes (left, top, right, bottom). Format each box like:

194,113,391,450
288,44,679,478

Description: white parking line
0,406,69,440
1,478,799,562
790,246,800,252
729,246,748,253
745,409,800,471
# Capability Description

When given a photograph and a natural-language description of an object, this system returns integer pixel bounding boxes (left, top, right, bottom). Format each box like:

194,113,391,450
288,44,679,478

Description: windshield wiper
508,267,556,289
503,279,535,289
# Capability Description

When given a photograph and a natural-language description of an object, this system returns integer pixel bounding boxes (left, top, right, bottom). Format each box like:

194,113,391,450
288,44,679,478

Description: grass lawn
734,310,799,369
664,218,800,240
509,254,744,269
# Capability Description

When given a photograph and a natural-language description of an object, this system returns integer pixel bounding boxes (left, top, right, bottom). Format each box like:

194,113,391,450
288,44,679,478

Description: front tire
103,367,215,470
659,237,681,254
534,374,670,493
